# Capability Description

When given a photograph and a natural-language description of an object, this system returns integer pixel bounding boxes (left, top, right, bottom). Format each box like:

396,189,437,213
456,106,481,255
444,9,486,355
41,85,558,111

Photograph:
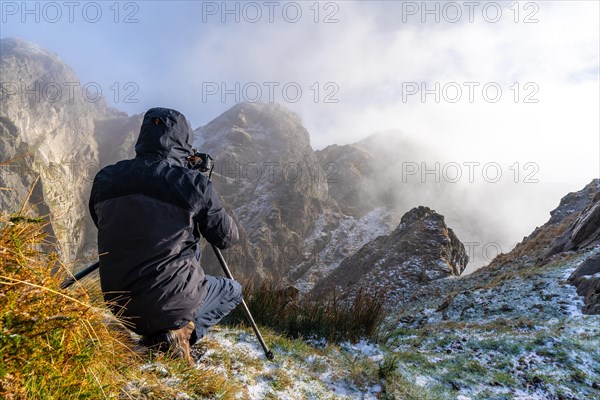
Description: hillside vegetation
2,209,599,400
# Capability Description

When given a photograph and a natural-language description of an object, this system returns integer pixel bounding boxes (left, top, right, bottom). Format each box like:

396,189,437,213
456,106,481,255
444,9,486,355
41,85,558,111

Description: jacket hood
135,108,194,166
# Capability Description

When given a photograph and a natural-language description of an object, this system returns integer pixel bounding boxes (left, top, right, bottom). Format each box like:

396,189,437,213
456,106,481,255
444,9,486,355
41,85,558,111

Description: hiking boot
140,321,196,365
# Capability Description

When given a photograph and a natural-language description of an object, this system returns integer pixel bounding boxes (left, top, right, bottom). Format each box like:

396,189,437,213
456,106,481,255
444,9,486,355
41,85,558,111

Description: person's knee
230,280,242,305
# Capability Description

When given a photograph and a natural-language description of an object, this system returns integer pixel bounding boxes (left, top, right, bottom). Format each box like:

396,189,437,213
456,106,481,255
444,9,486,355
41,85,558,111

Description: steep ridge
0,38,102,263
312,206,468,309
193,102,328,280
391,179,600,320
373,180,600,399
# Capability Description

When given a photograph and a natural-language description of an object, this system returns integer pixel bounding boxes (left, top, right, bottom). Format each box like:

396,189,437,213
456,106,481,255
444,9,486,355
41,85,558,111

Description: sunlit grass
0,210,239,399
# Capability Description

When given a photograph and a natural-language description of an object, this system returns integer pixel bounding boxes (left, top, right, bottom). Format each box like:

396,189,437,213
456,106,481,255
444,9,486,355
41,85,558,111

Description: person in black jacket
89,107,241,364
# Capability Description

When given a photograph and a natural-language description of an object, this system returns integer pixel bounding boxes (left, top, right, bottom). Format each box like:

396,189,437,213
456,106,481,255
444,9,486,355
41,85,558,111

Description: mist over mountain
1,38,597,306
2,37,600,400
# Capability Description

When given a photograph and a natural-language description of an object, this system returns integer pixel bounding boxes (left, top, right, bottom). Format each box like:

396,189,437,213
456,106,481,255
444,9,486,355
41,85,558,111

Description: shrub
226,280,386,343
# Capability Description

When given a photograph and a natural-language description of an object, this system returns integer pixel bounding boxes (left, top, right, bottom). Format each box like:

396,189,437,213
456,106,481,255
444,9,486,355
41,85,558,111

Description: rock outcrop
193,102,328,280
0,38,102,263
568,253,600,314
311,206,468,309
547,181,600,257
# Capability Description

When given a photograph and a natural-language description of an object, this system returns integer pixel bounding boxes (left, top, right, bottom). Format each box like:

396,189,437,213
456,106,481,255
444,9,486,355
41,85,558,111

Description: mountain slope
193,102,328,280
312,206,468,309
0,38,103,263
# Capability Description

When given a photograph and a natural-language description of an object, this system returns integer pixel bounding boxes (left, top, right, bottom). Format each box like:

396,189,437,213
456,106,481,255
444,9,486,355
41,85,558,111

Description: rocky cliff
0,38,144,266
0,38,103,263
193,102,328,280
311,206,468,309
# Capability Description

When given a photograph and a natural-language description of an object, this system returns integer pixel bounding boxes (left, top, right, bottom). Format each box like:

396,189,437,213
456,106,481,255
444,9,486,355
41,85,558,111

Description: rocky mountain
312,206,468,309
193,102,328,280
3,38,594,321
192,109,507,286
0,38,143,266
315,132,443,219
0,38,103,263
3,38,599,400
314,131,516,273
379,179,600,326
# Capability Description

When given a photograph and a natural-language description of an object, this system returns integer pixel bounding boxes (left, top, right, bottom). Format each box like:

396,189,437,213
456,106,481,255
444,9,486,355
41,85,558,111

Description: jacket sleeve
89,175,99,228
195,181,239,249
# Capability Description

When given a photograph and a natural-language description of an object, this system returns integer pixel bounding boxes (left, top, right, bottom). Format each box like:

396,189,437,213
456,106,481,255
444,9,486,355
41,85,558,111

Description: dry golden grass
0,212,134,399
489,214,577,268
0,210,240,399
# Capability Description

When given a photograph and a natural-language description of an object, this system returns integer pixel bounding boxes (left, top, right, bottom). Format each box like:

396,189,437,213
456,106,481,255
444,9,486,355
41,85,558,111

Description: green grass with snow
3,213,598,399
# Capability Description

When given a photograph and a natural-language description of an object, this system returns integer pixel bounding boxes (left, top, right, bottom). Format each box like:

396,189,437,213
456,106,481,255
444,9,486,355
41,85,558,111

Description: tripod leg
211,244,274,360
60,261,100,289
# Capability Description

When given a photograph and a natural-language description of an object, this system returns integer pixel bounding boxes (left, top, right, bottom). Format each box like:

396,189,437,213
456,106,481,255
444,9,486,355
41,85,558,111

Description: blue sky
1,0,599,241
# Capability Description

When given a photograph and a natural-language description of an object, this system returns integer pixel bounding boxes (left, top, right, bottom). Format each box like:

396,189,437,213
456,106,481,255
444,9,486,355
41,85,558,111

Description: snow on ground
198,326,386,400
384,247,600,400
127,248,599,399
294,208,398,292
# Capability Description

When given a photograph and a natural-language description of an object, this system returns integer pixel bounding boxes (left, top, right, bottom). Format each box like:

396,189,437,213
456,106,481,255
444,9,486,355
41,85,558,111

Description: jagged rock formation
0,38,144,266
0,38,102,263
311,206,468,309
193,102,328,280
547,183,600,257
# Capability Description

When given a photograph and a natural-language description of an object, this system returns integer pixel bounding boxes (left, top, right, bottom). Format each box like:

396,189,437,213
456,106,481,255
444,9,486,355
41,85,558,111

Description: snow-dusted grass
380,248,600,400
5,211,597,399
194,325,435,400
175,249,599,400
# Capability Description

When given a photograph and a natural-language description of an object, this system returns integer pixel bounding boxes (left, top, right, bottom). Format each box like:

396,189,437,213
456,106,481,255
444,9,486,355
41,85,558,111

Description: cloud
169,1,598,248
2,0,597,259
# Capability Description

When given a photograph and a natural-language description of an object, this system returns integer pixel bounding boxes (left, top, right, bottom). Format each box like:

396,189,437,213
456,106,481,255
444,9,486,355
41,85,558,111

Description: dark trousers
190,275,242,345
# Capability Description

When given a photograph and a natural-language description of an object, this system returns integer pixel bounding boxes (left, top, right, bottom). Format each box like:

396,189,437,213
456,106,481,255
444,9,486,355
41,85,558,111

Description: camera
187,152,214,173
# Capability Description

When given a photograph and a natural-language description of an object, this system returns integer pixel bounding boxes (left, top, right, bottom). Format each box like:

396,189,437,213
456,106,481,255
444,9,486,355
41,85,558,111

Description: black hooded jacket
89,108,238,335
